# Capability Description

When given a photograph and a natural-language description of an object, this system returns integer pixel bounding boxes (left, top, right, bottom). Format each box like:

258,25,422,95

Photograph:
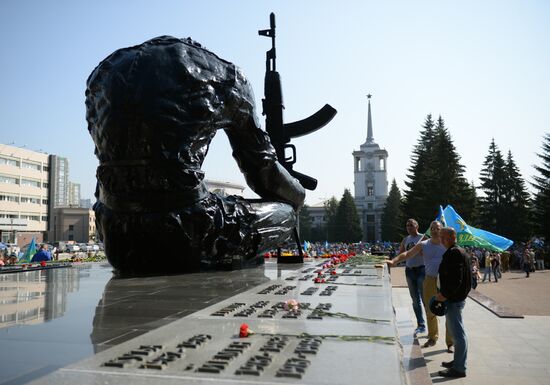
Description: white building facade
0,144,51,244
352,96,388,241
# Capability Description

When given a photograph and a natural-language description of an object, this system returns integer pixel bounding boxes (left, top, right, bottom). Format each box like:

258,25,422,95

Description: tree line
382,114,549,243
299,114,549,244
299,189,363,243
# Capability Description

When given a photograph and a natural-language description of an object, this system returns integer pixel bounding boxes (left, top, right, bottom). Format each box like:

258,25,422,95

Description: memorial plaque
27,260,404,385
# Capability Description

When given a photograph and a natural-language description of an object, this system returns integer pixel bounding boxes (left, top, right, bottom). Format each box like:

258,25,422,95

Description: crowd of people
467,244,546,288
266,240,399,259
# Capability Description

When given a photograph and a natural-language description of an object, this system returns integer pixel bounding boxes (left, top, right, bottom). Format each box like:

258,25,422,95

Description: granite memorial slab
25,260,406,385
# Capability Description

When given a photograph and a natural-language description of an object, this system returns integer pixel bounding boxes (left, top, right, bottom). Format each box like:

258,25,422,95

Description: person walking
535,249,544,270
489,253,499,282
501,250,510,272
388,221,453,350
524,249,533,278
398,219,426,335
470,255,479,290
481,251,493,282
436,227,471,378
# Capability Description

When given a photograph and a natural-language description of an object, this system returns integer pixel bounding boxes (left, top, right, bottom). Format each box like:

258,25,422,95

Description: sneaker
414,326,426,335
422,339,436,348
438,368,466,378
447,345,454,353
441,361,454,368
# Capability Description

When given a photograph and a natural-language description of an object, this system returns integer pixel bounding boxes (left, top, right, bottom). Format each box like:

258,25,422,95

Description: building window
367,186,374,196
379,157,385,171
0,213,18,219
355,157,361,172
41,216,48,221
68,235,74,241
22,161,41,171
20,214,40,221
366,214,375,223
69,225,74,231
43,165,50,172
43,182,49,188
0,157,19,167
21,196,40,204
0,175,19,185
368,203,373,209
21,178,41,188
42,199,49,205
0,194,19,202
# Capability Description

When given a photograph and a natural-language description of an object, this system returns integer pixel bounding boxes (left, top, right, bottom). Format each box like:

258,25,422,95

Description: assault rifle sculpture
86,14,336,275
259,13,336,191
259,13,336,262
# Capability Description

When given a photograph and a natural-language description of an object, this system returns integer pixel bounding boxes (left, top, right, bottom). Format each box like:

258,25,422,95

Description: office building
0,144,50,244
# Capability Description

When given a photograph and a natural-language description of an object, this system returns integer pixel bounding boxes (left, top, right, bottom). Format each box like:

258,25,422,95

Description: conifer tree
532,133,550,240
298,205,313,241
334,189,363,242
430,116,477,220
501,151,531,240
324,196,339,242
478,139,507,234
402,114,436,229
403,115,476,229
382,180,403,241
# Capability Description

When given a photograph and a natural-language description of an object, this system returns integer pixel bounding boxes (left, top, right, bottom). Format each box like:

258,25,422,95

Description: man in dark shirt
436,227,471,378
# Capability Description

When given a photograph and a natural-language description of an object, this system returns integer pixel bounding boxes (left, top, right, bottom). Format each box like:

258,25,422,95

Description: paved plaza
392,266,550,384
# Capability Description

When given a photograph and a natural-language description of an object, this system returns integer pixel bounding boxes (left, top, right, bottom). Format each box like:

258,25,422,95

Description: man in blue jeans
399,219,426,335
436,227,472,378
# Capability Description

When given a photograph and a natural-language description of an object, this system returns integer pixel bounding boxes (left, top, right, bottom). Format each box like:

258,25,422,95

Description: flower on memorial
239,323,254,338
40,261,47,267
331,270,337,275
284,299,299,312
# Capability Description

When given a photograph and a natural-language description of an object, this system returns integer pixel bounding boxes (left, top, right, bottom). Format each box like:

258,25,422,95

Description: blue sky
1,0,549,205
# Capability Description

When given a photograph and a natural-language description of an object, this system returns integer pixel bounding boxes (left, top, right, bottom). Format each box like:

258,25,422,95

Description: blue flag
442,205,513,251
19,238,37,263
425,205,446,236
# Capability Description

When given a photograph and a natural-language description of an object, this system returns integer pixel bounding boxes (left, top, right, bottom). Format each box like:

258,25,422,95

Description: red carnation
239,323,253,338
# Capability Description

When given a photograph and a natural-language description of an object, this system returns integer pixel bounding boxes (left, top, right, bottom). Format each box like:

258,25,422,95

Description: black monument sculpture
86,13,336,275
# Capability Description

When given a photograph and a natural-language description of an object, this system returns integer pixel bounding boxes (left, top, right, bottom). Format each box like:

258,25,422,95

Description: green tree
381,179,404,242
324,196,339,242
403,115,476,229
310,225,326,242
478,139,507,234
402,114,437,230
430,116,477,221
298,205,313,241
501,150,531,241
532,133,550,240
334,189,363,242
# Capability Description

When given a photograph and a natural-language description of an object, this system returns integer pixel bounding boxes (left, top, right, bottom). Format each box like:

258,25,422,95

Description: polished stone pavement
8,260,544,385
16,260,405,385
0,262,286,385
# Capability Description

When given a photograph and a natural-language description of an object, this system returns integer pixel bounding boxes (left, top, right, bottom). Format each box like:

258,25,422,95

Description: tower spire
366,94,374,144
